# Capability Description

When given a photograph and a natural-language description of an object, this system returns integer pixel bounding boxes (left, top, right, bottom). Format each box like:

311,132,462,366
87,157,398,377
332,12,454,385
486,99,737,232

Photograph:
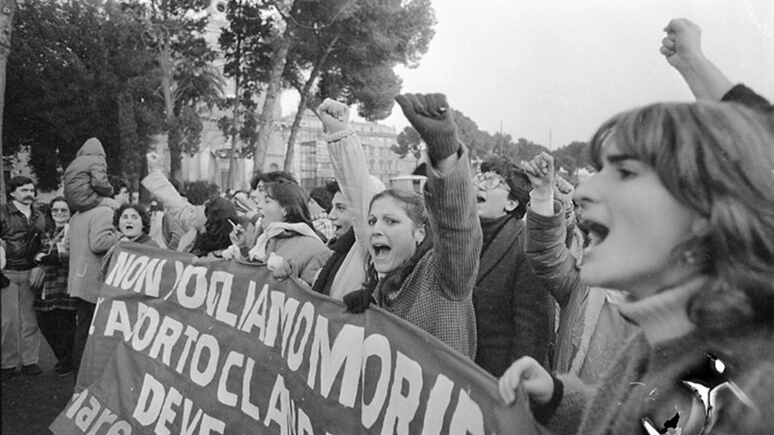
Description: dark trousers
36,309,76,369
72,299,95,372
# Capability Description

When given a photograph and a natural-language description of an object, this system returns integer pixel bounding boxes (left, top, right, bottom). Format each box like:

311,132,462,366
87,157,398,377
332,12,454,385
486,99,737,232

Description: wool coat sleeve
424,145,482,301
525,204,582,308
721,84,774,114
89,206,121,255
510,239,554,365
142,171,205,234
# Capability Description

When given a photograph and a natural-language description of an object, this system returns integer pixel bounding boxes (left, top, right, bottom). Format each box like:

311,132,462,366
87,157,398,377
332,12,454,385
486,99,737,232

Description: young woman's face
51,201,70,226
367,196,425,274
258,191,286,230
328,192,353,238
118,208,144,239
574,139,703,299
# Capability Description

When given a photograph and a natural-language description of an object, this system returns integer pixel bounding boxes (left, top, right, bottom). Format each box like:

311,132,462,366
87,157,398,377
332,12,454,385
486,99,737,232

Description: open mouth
580,219,609,247
371,242,392,260
476,192,486,204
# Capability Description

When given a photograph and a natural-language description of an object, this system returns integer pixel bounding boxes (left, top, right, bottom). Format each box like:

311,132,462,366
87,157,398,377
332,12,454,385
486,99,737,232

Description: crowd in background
2,18,774,435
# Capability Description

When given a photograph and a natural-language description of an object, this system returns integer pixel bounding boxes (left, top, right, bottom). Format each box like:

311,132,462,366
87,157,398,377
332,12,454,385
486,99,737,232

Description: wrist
531,374,563,424
325,129,354,143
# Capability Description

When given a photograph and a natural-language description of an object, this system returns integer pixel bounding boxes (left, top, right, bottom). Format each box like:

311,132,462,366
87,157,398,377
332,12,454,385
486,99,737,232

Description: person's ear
413,224,426,245
504,199,518,213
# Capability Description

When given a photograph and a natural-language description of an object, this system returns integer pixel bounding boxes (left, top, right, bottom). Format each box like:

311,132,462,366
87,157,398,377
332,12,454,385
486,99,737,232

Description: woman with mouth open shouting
499,102,774,434
318,94,481,359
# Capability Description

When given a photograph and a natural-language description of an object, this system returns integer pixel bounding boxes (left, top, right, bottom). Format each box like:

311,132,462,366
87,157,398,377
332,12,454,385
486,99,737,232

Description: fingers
394,94,418,119
498,362,525,405
318,98,348,122
395,93,450,119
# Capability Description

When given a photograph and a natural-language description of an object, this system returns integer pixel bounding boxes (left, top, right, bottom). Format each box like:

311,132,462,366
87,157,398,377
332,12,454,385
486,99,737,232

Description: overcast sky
285,0,774,150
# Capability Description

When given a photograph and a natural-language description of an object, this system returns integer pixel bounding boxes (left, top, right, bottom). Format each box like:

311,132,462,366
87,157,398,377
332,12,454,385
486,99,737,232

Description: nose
370,219,386,236
573,174,599,208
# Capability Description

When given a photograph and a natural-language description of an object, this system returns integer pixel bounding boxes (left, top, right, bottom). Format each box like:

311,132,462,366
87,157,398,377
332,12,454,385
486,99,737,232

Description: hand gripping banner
50,243,539,435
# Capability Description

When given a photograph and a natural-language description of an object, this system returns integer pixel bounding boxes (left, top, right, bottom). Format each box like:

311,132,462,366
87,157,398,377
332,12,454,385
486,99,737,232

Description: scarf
312,228,356,295
248,221,321,262
479,214,512,254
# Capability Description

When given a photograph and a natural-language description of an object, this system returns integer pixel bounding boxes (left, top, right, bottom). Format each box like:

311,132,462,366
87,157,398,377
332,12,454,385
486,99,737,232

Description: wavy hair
587,102,774,332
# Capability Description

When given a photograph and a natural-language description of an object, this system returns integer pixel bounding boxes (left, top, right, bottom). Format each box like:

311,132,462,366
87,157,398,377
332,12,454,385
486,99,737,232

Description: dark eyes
367,216,398,226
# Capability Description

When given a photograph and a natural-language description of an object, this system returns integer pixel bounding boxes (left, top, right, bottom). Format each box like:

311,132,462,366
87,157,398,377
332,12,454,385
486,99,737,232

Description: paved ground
1,339,75,435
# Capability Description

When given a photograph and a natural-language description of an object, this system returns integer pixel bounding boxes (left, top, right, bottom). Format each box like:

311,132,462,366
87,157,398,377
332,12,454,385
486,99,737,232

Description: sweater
543,279,774,435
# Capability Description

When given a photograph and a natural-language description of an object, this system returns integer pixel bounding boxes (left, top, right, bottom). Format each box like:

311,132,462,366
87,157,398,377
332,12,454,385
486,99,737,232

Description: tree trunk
160,42,180,180
283,35,339,173
228,74,240,189
253,20,294,173
0,0,16,206
282,92,308,173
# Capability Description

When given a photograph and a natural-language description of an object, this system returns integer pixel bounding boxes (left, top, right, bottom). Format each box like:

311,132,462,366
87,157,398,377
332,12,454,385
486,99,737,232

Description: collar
618,277,706,345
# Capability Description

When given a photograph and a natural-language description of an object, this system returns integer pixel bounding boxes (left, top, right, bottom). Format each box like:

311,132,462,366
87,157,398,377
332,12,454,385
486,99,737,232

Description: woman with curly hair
101,203,159,274
499,101,774,435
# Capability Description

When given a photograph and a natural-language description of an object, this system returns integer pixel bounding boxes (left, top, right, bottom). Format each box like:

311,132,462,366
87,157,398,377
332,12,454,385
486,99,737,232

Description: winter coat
0,201,46,271
66,197,121,303
328,129,481,359
474,215,555,377
63,138,114,212
258,226,331,286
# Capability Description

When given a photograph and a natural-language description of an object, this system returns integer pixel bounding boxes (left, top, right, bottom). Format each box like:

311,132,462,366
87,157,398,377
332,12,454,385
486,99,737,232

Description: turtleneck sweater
540,279,708,435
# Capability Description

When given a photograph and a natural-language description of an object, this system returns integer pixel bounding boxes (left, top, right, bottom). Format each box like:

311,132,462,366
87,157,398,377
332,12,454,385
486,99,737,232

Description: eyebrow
604,153,638,164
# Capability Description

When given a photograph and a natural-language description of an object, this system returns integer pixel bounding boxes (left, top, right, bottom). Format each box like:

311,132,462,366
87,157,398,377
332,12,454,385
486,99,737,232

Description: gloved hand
343,289,375,314
394,93,460,166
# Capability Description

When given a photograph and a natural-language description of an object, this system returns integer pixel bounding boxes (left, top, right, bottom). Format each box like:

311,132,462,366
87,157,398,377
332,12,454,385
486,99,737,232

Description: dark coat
473,215,555,377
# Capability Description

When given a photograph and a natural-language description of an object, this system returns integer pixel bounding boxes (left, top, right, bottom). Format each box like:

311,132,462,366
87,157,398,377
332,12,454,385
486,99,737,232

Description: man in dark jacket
1,176,47,380
473,157,555,377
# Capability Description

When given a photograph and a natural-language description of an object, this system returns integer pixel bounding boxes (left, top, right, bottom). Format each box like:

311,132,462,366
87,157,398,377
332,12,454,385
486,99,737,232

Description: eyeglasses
474,172,510,192
51,208,69,214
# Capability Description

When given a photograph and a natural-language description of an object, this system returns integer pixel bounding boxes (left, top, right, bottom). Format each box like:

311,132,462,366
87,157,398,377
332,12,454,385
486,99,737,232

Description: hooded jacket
63,138,114,212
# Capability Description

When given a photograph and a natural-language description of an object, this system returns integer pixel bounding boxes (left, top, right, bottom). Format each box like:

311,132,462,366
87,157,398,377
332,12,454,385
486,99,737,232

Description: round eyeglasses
474,172,510,191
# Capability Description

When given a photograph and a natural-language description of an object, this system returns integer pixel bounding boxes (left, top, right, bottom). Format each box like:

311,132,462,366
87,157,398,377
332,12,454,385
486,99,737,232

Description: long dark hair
587,102,774,332
361,189,434,301
263,179,316,232
190,197,239,257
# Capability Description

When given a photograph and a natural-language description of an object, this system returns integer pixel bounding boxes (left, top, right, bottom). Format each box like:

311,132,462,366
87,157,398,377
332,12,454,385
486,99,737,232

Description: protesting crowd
3,17,774,435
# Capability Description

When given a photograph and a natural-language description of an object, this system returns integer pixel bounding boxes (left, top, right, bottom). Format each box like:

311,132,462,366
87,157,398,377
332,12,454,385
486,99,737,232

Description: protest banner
50,243,539,435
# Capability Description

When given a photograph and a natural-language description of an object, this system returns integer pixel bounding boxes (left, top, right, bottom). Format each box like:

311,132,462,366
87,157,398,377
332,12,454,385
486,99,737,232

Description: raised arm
660,18,734,102
523,153,582,308
141,153,205,234
395,93,481,300
319,99,383,256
